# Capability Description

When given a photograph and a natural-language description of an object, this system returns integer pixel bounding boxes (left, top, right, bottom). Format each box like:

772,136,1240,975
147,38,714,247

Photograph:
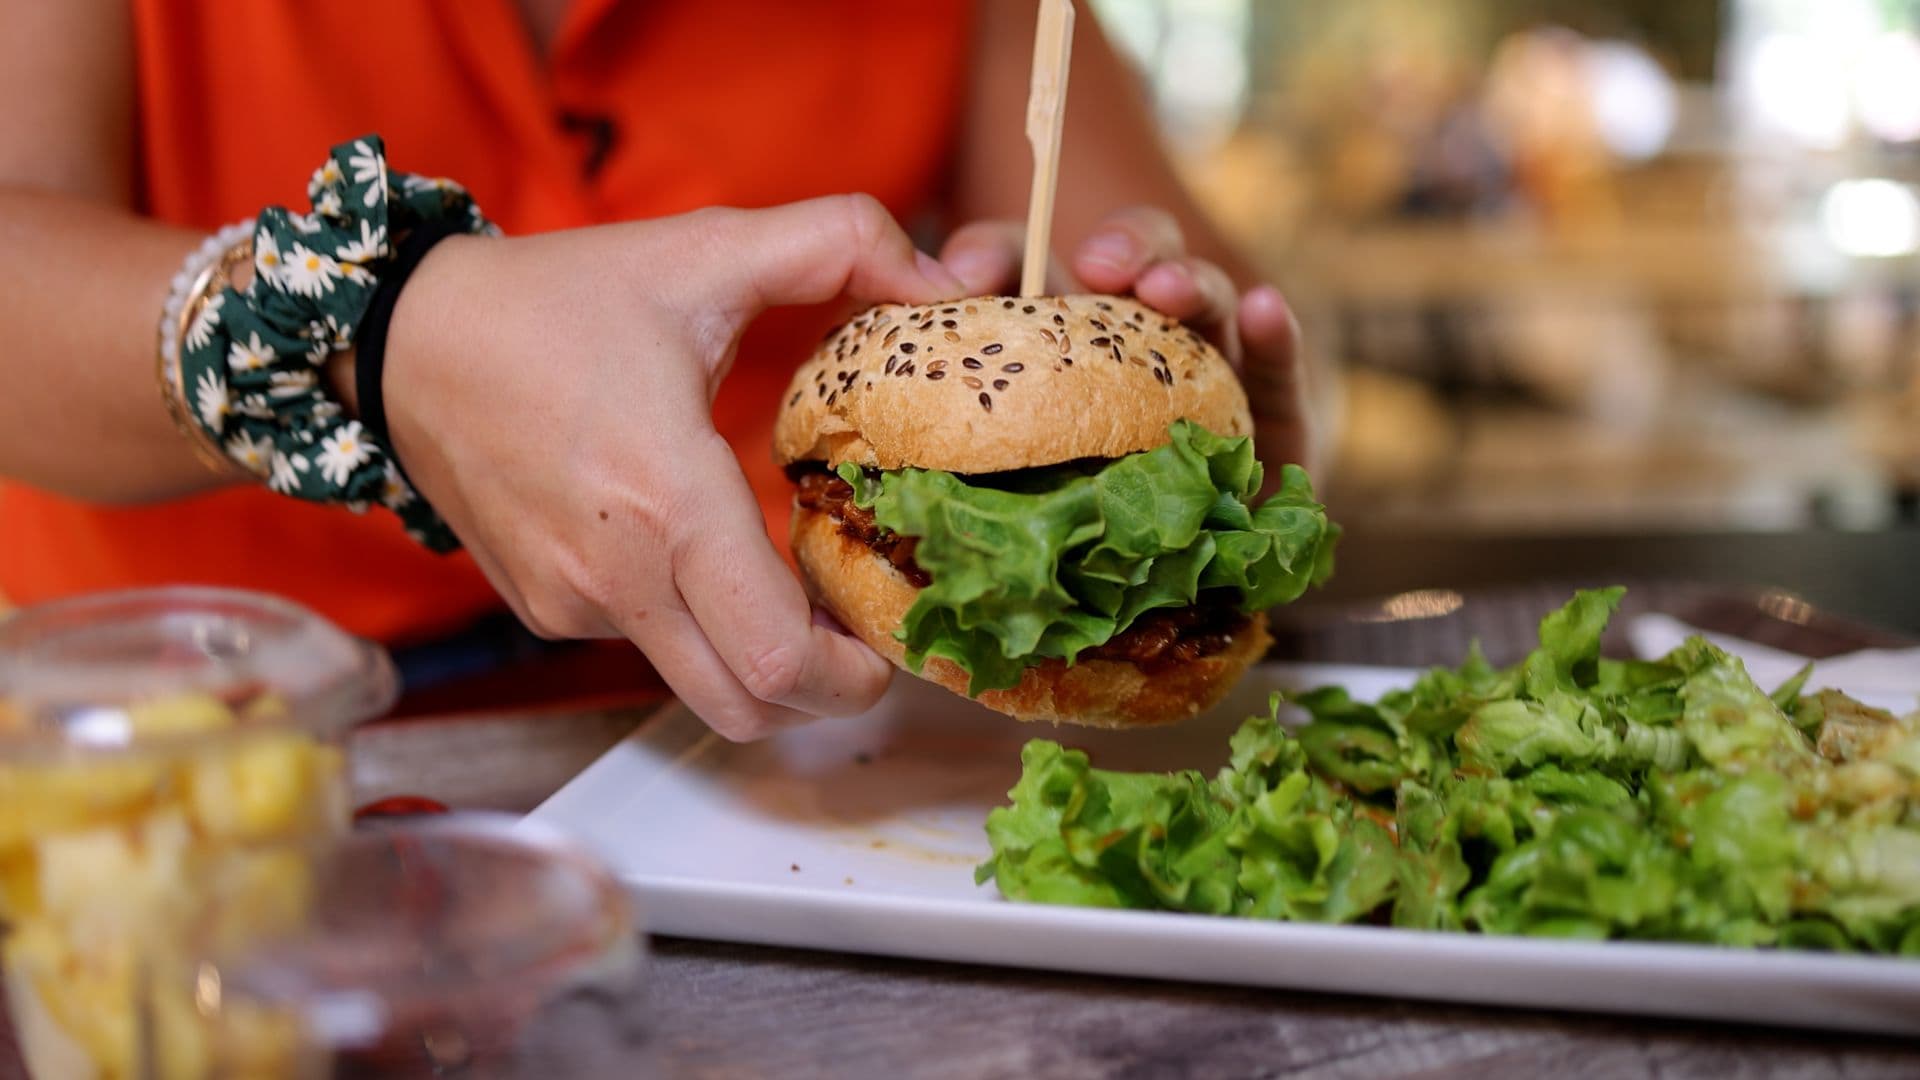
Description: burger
774,295,1337,728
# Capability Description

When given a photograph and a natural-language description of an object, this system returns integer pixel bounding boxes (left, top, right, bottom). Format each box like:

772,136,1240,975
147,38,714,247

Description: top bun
773,295,1252,473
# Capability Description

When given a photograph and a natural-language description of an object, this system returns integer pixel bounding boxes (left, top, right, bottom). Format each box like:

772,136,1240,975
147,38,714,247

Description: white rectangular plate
527,664,1920,1035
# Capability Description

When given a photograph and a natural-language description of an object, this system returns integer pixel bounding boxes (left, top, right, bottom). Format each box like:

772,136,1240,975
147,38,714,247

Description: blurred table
9,534,1920,1077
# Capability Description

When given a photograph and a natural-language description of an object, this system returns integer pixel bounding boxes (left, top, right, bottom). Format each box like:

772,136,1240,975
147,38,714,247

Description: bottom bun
791,504,1271,728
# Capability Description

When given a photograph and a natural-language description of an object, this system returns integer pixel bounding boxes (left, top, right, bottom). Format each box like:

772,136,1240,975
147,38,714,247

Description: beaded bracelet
173,136,495,552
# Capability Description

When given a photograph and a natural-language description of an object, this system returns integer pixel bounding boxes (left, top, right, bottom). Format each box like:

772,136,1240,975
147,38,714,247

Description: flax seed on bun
776,295,1268,728
774,295,1253,474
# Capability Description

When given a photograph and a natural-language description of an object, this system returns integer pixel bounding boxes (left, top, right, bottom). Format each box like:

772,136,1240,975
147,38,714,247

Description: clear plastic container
179,814,650,1078
0,587,396,1079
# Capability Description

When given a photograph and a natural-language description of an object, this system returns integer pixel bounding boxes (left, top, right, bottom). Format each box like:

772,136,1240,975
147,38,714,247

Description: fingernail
944,247,1002,291
915,250,967,295
1081,231,1138,269
1142,260,1194,291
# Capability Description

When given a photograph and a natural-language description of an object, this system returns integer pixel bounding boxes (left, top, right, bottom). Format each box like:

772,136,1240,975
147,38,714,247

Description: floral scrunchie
178,135,494,552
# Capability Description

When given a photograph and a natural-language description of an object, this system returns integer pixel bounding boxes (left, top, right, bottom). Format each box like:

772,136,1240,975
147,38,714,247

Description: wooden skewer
1021,0,1075,298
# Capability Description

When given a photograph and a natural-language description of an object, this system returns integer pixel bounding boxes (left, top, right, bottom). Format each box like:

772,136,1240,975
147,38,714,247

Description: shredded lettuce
979,588,1920,954
839,420,1338,694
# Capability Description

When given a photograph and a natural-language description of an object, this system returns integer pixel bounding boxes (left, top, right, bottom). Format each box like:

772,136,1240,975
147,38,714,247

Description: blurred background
1092,0,1920,539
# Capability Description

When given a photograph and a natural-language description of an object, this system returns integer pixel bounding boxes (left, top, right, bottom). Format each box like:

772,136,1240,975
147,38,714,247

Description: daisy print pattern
228,331,272,373
194,369,231,432
175,133,484,553
318,421,374,487
348,139,386,208
223,430,273,475
185,293,225,352
379,462,415,509
253,231,283,285
281,242,343,297
334,219,388,267
269,369,318,399
267,449,311,495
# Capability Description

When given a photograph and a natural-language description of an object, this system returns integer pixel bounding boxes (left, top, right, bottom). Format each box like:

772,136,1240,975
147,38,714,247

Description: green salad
838,420,1339,694
978,588,1920,953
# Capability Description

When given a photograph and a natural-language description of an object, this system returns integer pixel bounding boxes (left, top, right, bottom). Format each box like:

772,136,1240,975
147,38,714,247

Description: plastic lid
200,814,643,1062
0,586,397,757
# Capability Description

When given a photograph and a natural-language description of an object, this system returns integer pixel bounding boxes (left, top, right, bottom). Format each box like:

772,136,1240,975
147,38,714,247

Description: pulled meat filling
794,470,931,587
790,466,1248,670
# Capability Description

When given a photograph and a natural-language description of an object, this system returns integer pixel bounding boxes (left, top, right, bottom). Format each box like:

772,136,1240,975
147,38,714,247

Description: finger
1135,256,1242,363
1239,284,1313,476
1072,206,1186,294
717,194,966,311
668,432,895,719
614,604,813,741
940,221,1023,296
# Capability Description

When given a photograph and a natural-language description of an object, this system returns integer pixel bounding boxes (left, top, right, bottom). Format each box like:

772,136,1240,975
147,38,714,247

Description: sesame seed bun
774,295,1252,473
791,504,1271,728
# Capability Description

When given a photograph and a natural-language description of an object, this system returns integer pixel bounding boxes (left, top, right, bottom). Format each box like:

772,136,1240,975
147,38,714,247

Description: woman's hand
382,195,966,740
939,208,1311,479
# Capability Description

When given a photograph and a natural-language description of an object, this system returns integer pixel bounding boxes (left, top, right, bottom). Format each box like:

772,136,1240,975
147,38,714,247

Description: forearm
0,188,241,503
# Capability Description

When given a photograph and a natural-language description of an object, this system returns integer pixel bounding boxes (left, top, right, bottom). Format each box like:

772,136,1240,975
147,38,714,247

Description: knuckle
737,641,807,704
521,590,584,641
838,192,892,249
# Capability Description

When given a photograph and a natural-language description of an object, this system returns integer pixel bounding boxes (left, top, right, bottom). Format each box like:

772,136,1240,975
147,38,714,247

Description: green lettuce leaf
841,420,1337,694
979,587,1920,955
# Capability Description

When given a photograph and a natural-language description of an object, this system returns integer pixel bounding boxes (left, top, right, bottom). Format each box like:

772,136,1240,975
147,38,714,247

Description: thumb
714,194,967,313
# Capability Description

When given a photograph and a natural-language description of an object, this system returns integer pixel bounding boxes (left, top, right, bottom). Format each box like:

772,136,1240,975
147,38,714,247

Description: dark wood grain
641,939,1920,1080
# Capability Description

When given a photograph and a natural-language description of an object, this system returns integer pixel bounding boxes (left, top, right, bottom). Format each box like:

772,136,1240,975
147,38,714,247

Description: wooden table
5,535,1917,1077
336,562,1920,1079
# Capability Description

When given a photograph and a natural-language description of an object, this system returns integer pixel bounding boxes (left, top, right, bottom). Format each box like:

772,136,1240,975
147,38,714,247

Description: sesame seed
982,343,1003,355
944,331,961,343
1051,314,1065,326
1095,301,1114,311
1090,319,1108,331
1002,362,1024,373
964,305,978,315
928,359,948,371
827,391,837,404
1059,335,1071,354
900,342,917,354
1150,349,1167,365
885,356,897,374
979,392,993,411
941,319,957,329
963,375,983,389
884,327,900,345
942,306,958,314
788,391,801,406
1062,356,1074,366
1002,300,1014,309
817,384,827,398
993,379,1009,390
927,370,946,381
899,362,915,376
1090,336,1111,348
1022,305,1036,314
1112,334,1126,347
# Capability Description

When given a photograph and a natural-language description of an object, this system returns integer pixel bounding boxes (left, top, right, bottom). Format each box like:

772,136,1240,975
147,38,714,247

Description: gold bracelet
157,223,257,478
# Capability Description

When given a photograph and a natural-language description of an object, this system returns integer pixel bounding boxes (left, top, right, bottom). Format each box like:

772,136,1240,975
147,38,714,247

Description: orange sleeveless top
0,0,974,645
